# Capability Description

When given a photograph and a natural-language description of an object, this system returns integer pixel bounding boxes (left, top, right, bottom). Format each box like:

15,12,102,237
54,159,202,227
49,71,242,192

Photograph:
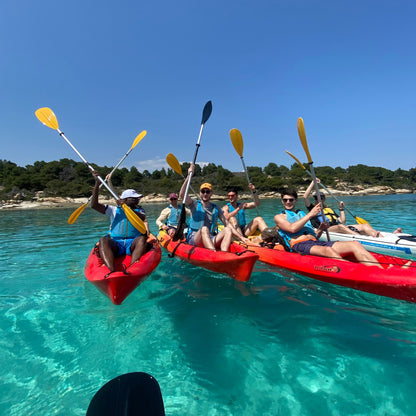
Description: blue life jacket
109,206,145,239
166,204,182,227
278,209,317,242
188,200,219,237
227,202,246,227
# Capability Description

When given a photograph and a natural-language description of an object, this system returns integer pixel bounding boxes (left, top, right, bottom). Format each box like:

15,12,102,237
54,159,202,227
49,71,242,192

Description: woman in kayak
179,164,250,251
91,171,149,275
274,188,385,267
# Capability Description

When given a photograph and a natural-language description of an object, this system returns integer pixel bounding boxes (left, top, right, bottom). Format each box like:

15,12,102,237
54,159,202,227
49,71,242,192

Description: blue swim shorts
113,238,137,256
292,239,335,255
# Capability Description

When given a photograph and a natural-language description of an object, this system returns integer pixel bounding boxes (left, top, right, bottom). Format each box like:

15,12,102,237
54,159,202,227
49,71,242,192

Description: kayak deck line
158,230,259,282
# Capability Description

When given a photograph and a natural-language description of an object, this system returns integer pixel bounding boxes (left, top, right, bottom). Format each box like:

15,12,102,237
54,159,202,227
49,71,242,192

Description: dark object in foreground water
86,372,165,416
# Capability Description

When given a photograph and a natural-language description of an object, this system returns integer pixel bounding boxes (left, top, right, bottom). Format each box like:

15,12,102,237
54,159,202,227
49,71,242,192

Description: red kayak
85,235,162,305
158,231,259,282
238,242,416,303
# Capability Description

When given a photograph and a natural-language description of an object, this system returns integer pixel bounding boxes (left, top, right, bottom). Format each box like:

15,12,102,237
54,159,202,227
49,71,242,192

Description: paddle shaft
56,128,120,200
286,150,360,223
239,156,260,216
297,118,330,240
182,125,204,203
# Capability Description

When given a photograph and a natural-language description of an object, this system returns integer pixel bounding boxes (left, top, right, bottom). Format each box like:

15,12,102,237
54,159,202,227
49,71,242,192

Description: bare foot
393,228,402,234
402,260,413,269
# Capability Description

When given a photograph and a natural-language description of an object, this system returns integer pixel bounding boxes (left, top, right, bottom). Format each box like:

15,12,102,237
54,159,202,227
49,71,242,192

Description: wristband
339,209,344,211
252,191,257,194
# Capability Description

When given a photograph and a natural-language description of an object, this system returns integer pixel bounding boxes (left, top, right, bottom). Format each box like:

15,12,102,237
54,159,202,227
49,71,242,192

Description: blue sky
1,0,415,173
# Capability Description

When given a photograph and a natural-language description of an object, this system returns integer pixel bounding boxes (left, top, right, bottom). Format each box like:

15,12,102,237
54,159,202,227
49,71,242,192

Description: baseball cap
120,189,143,199
169,193,178,199
200,183,212,191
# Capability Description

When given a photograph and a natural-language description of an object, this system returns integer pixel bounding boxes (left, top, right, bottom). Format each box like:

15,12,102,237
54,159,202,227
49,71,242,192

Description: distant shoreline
1,186,414,210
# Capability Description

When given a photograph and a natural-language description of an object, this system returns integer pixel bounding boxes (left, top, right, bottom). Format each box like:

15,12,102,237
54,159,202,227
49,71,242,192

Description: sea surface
1,194,416,416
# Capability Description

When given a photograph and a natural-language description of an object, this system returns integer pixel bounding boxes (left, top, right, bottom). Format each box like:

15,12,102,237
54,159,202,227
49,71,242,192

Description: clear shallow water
1,194,416,416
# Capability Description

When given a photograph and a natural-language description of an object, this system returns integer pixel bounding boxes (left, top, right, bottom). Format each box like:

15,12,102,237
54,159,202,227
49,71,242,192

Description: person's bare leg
130,235,147,265
244,217,268,236
98,236,118,272
200,226,216,250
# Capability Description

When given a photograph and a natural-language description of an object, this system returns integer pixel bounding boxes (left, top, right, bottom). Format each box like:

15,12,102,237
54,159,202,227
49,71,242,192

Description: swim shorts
292,239,335,255
113,238,137,256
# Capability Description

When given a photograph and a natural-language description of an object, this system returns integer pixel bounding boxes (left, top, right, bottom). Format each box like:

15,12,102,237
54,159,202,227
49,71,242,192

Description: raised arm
274,203,322,234
179,164,195,206
338,201,346,225
90,171,107,214
303,179,318,208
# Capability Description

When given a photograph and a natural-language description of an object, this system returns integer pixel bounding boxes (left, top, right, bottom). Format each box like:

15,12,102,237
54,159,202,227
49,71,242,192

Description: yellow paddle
166,153,182,176
35,107,146,234
285,150,370,225
165,153,198,197
297,117,330,240
68,130,147,224
229,128,260,216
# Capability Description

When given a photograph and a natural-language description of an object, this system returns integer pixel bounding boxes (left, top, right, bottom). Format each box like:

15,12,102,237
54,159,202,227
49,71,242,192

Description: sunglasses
201,189,211,194
282,198,295,202
170,198,178,201
228,194,236,198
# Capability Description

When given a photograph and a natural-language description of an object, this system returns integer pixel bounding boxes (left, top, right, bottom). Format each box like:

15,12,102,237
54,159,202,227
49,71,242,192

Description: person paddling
275,188,385,268
91,171,149,276
303,179,402,236
179,164,249,251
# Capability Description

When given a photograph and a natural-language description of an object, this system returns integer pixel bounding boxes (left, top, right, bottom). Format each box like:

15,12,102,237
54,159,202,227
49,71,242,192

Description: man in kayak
303,179,402,236
156,192,190,237
274,188,384,267
179,164,250,251
222,185,268,237
91,172,149,275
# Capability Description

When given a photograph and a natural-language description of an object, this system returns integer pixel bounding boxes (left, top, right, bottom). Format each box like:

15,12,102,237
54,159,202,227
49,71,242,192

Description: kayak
157,231,259,282
237,241,416,303
323,231,416,258
84,235,162,305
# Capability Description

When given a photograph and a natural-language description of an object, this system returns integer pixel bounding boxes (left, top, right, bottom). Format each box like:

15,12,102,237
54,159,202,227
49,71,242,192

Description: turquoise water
1,194,416,416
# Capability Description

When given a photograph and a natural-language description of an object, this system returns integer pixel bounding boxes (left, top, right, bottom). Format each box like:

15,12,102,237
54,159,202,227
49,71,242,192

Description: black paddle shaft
173,101,212,241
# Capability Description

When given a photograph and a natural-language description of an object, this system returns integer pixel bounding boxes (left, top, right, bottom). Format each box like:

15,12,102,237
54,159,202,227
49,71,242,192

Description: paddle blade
201,100,213,124
355,216,370,225
297,117,313,164
285,150,306,170
229,128,244,157
86,372,165,416
166,153,182,175
68,203,87,224
132,130,147,148
35,107,59,130
172,206,186,241
121,204,147,234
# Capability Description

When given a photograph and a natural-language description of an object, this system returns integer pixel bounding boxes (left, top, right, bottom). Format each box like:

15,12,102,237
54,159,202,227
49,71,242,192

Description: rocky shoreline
0,186,414,210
